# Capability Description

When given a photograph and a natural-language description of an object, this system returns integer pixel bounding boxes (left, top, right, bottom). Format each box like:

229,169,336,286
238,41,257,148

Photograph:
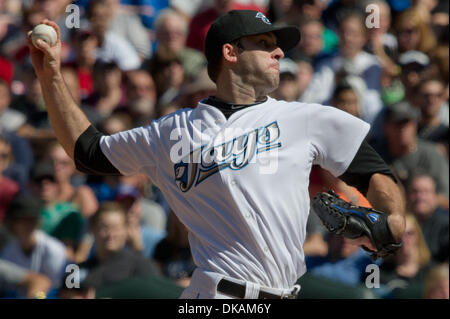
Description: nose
272,47,284,61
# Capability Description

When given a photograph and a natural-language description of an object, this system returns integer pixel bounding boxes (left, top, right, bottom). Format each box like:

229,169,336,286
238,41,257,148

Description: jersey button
231,180,236,186
264,247,269,253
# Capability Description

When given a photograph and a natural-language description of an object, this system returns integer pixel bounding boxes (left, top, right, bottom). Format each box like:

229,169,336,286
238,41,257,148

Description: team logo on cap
256,12,271,25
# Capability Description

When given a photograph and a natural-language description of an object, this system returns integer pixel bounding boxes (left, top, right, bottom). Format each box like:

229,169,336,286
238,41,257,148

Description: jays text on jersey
99,96,370,291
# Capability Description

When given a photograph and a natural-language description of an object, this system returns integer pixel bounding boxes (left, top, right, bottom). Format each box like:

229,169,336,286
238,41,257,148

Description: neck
215,72,267,104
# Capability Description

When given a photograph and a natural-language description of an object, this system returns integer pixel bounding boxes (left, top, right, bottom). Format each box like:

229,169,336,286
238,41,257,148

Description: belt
217,278,300,299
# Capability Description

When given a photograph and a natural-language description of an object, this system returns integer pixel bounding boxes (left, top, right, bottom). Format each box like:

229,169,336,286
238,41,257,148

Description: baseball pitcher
28,11,405,299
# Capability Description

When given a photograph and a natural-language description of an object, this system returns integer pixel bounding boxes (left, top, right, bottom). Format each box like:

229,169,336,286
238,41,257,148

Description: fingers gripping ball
31,24,57,48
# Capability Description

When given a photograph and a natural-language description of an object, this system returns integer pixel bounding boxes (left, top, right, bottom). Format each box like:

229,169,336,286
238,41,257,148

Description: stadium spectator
115,172,168,232
416,78,449,156
86,0,141,71
406,173,449,263
423,263,449,299
114,183,166,258
0,79,25,132
305,233,377,287
154,211,195,288
0,194,67,297
295,0,329,21
378,214,432,298
428,47,449,116
321,0,364,32
10,65,45,127
398,50,431,107
104,0,152,59
121,69,158,127
430,1,449,45
0,130,33,192
147,47,185,105
331,79,362,118
288,53,314,101
99,112,133,135
0,134,19,221
266,0,300,25
379,101,449,200
154,8,206,81
76,202,160,289
0,57,14,85
186,0,266,52
364,0,398,74
270,58,301,102
394,8,437,55
293,17,330,67
301,11,383,123
29,160,85,261
0,259,52,299
83,61,123,120
68,30,98,99
176,68,216,109
47,141,98,219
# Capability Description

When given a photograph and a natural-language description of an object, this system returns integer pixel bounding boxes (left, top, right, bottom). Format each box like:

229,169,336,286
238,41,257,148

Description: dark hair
93,60,120,74
148,47,184,95
332,80,356,99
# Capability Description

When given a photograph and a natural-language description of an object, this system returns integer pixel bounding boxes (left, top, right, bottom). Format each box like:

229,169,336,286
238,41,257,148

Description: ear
222,43,239,63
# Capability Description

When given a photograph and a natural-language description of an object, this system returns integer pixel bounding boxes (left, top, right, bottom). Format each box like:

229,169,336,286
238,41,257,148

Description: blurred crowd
0,0,448,299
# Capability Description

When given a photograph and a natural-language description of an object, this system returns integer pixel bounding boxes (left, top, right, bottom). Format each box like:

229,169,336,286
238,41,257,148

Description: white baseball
31,24,57,47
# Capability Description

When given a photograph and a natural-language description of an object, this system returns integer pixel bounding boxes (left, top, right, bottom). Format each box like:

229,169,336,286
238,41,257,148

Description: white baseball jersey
99,97,370,289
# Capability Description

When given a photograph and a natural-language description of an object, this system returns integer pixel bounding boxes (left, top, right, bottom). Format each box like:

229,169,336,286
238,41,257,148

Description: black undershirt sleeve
339,138,396,196
74,125,121,175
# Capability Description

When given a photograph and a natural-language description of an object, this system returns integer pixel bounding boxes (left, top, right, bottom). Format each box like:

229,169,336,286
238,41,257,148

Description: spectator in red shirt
0,57,14,86
186,0,266,53
0,134,19,222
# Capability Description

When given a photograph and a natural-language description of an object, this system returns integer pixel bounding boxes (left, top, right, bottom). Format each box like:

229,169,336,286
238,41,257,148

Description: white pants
180,268,300,299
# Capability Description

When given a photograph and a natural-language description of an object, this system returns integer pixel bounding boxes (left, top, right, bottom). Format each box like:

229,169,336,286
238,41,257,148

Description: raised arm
27,20,91,160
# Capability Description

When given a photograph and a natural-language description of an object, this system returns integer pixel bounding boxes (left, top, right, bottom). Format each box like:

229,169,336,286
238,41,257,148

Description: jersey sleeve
308,104,370,177
99,123,160,178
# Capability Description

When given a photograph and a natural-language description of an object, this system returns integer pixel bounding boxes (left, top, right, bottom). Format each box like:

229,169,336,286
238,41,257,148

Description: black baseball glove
311,190,402,261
